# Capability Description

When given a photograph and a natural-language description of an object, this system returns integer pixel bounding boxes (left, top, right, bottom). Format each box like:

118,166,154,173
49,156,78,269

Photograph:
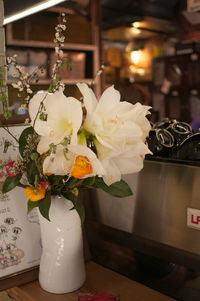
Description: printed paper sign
0,125,41,278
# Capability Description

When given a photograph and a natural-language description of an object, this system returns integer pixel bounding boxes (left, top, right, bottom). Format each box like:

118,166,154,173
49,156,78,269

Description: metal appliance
86,120,200,300
90,159,200,256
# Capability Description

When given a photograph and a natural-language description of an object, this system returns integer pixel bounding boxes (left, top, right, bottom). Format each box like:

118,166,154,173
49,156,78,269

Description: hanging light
4,0,67,25
130,50,143,65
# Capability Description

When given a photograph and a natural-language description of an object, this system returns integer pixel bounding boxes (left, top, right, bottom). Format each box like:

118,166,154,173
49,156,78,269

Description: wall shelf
5,0,102,110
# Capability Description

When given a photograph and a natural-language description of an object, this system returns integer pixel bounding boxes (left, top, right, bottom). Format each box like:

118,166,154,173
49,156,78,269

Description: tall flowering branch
0,66,19,144
7,55,33,104
6,56,46,122
32,13,69,129
0,66,11,120
88,64,105,87
49,13,68,93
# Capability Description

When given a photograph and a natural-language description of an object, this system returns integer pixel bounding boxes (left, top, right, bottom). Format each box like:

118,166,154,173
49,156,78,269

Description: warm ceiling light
130,50,142,65
132,22,141,28
3,0,67,25
130,27,141,35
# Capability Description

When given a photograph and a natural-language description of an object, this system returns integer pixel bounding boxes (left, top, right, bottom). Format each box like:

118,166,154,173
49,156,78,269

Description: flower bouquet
0,13,151,223
0,13,152,293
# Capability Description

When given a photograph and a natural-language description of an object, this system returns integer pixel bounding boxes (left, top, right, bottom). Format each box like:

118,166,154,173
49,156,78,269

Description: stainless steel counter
90,159,200,256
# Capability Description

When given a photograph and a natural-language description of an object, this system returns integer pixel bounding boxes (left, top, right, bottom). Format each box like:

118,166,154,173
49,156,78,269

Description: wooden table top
7,261,177,301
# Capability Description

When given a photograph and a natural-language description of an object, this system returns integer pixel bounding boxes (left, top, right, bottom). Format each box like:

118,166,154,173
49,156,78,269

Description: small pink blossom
94,293,118,300
40,181,49,190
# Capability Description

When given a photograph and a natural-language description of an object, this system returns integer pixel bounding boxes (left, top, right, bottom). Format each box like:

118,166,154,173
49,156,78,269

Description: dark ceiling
101,0,182,30
3,0,45,17
3,0,183,30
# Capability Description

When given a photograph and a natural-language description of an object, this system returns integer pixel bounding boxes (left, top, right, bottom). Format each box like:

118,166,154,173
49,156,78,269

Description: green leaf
93,177,133,198
62,191,85,224
66,56,72,71
48,84,53,93
56,74,61,82
38,192,51,221
0,93,7,102
81,176,95,187
67,177,83,189
72,202,85,224
19,126,34,157
3,140,12,153
39,112,47,121
49,143,56,154
62,191,76,203
17,182,27,188
27,199,39,214
2,175,22,193
4,111,12,120
26,160,39,185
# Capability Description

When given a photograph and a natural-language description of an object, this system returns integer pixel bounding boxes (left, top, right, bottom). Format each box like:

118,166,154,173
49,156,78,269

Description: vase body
38,196,86,294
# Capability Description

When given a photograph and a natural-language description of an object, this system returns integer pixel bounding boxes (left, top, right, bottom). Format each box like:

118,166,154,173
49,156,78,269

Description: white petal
43,145,74,176
45,93,82,144
113,155,144,174
29,89,82,145
101,158,121,186
98,85,120,115
37,136,52,154
77,83,98,114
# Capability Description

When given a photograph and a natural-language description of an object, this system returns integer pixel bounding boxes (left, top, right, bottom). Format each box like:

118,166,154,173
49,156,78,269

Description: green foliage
0,67,12,120
27,191,52,221
48,84,54,93
19,126,35,157
62,190,85,224
0,93,7,102
39,112,47,121
3,111,12,120
48,143,57,155
3,140,12,153
38,191,51,221
66,56,72,71
26,160,40,186
82,176,133,198
2,175,22,193
42,173,132,222
27,199,40,214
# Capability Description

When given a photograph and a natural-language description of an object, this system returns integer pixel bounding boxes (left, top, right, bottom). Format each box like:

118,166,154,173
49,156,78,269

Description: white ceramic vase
38,195,86,294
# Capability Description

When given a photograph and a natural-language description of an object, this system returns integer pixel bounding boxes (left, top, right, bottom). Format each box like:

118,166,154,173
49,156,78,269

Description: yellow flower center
109,175,114,185
71,156,93,178
59,118,73,137
49,130,55,138
24,184,46,202
110,114,119,124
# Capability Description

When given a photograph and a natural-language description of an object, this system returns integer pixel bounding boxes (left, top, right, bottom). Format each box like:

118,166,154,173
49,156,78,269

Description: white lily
43,144,105,179
98,141,151,185
28,89,83,154
77,83,152,185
